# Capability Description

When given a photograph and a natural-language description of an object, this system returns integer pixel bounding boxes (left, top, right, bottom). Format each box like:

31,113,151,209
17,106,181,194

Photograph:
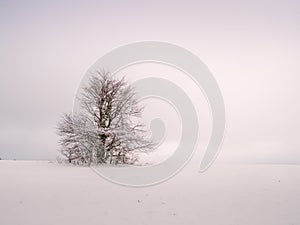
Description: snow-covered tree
57,71,153,165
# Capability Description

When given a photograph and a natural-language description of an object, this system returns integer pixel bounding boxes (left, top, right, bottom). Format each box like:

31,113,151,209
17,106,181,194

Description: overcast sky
0,0,299,164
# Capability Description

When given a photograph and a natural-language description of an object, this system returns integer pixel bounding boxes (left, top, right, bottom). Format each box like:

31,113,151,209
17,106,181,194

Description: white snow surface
0,160,299,225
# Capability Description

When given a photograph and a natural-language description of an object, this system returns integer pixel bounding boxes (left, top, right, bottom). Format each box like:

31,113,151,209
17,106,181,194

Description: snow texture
0,160,299,225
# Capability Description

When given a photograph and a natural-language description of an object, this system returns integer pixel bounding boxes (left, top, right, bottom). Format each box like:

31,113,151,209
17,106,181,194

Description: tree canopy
57,71,153,165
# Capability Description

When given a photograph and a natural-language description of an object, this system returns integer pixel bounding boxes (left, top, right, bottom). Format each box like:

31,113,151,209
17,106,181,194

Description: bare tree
57,71,153,165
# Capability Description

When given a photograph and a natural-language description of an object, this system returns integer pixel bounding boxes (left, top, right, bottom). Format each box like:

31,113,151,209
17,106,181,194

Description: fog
0,0,299,164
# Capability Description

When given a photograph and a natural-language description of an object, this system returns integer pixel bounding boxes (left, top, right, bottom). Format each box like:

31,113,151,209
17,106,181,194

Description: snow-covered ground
0,160,299,225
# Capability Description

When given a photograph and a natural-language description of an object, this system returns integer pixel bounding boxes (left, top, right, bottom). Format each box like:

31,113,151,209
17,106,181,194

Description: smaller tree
57,70,153,165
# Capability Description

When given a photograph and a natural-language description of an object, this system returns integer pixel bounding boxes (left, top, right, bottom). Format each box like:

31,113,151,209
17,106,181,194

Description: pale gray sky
0,0,299,164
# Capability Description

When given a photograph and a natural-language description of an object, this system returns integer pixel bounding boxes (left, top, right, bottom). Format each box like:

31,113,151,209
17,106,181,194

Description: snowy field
0,160,299,225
